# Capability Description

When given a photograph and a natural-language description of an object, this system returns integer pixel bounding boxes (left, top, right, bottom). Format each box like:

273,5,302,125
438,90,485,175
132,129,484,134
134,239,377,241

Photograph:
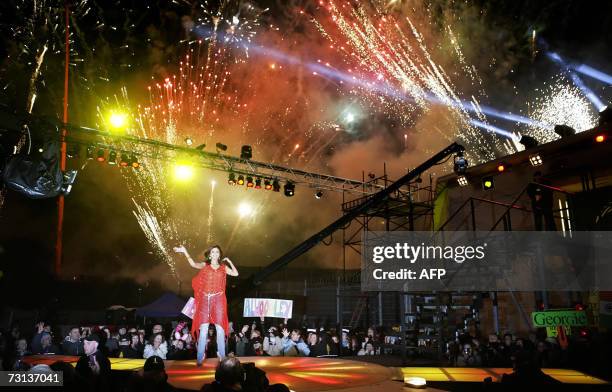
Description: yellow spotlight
238,202,253,218
174,164,194,181
108,111,127,130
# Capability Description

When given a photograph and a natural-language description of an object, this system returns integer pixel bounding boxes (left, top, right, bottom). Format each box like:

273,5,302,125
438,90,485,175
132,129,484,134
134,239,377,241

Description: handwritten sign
243,298,293,319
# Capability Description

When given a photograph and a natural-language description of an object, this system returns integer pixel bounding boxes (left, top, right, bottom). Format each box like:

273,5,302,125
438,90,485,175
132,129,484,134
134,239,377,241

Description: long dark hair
203,245,226,265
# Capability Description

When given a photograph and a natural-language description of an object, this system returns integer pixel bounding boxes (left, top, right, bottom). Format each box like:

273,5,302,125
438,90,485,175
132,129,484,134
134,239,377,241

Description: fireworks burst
96,2,262,279
314,1,514,162
192,0,267,58
524,75,598,144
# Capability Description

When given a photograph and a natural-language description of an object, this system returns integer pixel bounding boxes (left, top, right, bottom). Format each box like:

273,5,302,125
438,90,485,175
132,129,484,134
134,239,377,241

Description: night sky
0,0,611,307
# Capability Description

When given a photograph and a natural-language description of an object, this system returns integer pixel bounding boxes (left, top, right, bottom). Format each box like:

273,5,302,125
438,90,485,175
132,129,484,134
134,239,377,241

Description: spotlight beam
468,119,517,140
573,64,612,85
245,44,549,129
546,52,607,111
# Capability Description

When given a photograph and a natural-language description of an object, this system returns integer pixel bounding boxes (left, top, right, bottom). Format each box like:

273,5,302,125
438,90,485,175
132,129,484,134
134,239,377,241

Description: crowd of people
0,317,609,389
0,319,385,369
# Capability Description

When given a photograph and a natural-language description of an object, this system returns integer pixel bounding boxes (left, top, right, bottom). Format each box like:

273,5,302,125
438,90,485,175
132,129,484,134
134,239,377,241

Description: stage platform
23,355,609,391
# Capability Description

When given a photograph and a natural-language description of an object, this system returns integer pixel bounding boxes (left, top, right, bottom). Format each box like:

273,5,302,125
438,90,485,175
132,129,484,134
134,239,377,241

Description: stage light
482,176,494,190
238,202,254,217
554,125,576,138
130,154,140,169
595,134,606,143
108,150,117,165
404,376,426,388
284,181,295,197
246,176,254,188
255,178,262,189
96,149,106,162
86,145,95,160
519,135,539,149
241,145,253,159
272,179,280,192
315,190,323,199
216,142,228,152
453,152,468,174
264,179,272,190
108,111,127,130
529,154,543,166
174,164,194,181
237,175,245,185
228,172,236,185
457,176,468,187
184,137,193,146
119,152,130,167
497,163,506,173
195,143,206,151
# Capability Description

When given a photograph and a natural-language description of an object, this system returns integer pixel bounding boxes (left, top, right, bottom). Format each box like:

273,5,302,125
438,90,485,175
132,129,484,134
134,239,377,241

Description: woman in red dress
174,244,239,365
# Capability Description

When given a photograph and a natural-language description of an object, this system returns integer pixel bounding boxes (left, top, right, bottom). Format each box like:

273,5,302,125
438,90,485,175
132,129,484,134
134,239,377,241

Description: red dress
191,264,229,337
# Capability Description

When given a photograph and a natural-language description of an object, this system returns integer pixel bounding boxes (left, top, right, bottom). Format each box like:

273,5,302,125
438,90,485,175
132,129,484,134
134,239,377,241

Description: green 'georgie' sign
531,310,587,328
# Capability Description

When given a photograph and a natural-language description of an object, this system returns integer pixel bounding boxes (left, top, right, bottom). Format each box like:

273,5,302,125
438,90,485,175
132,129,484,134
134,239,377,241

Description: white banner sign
181,297,195,319
243,298,293,319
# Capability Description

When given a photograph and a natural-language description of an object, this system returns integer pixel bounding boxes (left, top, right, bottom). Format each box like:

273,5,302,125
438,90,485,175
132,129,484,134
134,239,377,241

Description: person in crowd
144,333,168,359
75,334,111,390
138,329,146,346
349,336,361,356
168,339,190,360
32,332,59,355
101,327,119,357
251,337,265,356
130,355,177,392
152,324,164,336
62,326,84,356
121,333,144,359
3,338,29,371
328,334,340,356
263,326,282,356
235,325,250,356
50,360,84,392
201,356,245,392
206,324,219,359
534,340,554,368
118,326,128,341
306,331,326,357
281,328,310,356
357,341,376,356
10,325,21,342
501,333,515,366
501,348,560,385
80,326,92,339
481,334,503,366
175,244,239,366
15,338,30,358
226,332,237,356
456,342,482,366
248,328,263,356
340,329,351,355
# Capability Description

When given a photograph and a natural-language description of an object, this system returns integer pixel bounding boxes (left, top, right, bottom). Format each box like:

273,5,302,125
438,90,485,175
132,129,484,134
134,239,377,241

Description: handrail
436,182,572,232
